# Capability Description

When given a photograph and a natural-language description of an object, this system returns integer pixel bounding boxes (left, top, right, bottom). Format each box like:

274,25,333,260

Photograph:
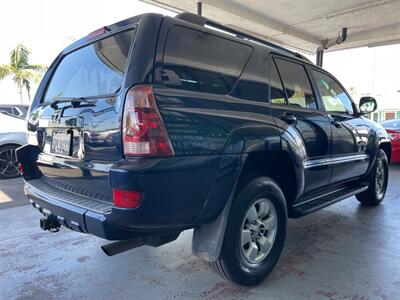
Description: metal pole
316,47,324,67
316,28,347,67
197,2,202,16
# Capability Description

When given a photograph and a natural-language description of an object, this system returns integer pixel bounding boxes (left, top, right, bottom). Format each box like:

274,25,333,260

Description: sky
0,0,399,105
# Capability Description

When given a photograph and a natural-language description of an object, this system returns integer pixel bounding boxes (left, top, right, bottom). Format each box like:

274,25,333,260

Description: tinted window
162,26,252,94
274,58,317,110
231,54,268,102
311,70,354,115
12,107,20,116
17,106,28,117
269,59,287,104
45,29,134,102
0,107,13,114
231,79,267,101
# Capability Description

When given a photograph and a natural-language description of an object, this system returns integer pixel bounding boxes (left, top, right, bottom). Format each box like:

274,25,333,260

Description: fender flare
365,129,392,176
192,123,301,262
191,148,299,262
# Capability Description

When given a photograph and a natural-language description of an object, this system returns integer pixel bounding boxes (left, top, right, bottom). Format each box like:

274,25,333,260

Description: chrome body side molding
304,154,369,169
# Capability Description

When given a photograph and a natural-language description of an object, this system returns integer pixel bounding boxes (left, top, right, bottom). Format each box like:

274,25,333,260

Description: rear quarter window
44,29,134,102
162,26,252,95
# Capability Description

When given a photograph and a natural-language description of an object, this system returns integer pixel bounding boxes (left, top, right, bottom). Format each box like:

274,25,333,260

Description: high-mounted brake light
87,26,107,40
113,189,142,209
122,85,174,157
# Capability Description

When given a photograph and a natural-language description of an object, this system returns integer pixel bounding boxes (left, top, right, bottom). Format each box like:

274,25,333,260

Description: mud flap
192,200,232,262
192,153,245,262
192,183,239,262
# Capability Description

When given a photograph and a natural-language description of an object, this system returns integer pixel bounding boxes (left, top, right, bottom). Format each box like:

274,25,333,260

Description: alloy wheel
241,198,278,263
375,158,386,198
0,147,20,178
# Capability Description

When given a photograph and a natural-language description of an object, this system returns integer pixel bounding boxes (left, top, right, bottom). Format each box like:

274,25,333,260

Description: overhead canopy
141,0,400,54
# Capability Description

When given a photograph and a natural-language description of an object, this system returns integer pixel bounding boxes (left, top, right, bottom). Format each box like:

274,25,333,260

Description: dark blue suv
18,13,391,286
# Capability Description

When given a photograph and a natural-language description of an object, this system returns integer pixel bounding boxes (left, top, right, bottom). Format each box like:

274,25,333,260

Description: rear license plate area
50,130,72,156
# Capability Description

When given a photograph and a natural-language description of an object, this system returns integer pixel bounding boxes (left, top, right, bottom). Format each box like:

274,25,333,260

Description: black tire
209,177,287,286
0,144,21,179
356,149,389,206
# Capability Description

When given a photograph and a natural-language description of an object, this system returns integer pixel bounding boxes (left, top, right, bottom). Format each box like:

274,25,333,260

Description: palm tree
0,44,47,104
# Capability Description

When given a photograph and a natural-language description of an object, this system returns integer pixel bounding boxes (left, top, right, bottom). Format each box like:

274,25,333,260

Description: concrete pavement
1,165,399,299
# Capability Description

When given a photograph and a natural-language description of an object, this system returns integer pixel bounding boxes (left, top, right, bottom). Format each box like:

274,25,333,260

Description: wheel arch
0,143,23,148
379,141,392,163
192,123,302,262
235,149,299,208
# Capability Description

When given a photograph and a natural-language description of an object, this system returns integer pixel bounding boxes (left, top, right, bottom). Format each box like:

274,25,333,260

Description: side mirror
359,96,377,115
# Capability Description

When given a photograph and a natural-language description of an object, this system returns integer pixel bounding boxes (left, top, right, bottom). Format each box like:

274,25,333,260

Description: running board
291,184,369,217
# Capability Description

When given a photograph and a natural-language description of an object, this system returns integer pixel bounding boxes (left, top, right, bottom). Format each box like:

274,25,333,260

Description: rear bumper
23,154,227,240
391,143,400,163
24,179,156,240
18,142,239,239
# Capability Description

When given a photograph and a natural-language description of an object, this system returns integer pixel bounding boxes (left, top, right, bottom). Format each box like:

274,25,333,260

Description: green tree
0,44,47,103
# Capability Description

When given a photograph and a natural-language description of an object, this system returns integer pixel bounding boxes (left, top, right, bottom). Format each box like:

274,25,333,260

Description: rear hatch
29,28,135,204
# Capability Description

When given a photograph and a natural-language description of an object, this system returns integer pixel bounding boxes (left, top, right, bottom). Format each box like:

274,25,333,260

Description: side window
269,59,287,104
311,70,354,115
12,107,20,117
0,107,13,115
231,55,268,102
162,26,252,95
274,58,318,110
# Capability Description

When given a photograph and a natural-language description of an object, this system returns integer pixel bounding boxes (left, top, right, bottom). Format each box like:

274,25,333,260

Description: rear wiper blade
50,97,94,109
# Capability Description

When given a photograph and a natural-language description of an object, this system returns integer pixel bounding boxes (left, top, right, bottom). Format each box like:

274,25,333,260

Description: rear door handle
280,113,297,125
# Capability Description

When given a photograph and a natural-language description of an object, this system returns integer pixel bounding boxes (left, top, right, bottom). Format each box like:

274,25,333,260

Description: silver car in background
0,112,27,179
0,105,29,118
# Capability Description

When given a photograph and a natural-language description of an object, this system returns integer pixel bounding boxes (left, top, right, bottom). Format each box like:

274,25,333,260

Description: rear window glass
162,26,252,95
44,29,134,102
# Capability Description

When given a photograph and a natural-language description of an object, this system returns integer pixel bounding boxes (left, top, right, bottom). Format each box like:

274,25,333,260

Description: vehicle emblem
50,109,62,124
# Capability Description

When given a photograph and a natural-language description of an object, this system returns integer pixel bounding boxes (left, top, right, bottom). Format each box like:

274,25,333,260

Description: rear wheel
209,177,287,286
356,149,389,206
0,145,21,179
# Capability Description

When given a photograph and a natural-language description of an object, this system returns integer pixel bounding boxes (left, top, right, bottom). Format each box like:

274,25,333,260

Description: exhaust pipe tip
101,239,144,256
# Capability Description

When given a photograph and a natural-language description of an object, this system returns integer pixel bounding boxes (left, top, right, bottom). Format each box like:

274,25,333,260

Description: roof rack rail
175,12,312,64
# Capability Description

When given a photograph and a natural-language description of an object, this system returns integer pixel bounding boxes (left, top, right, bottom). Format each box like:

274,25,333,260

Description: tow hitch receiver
40,215,61,232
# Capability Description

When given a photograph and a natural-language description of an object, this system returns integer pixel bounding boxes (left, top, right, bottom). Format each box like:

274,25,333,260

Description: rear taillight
387,130,400,141
18,163,24,175
122,85,173,157
113,189,142,209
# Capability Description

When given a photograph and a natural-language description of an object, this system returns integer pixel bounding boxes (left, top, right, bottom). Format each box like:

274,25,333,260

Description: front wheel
209,177,287,286
356,149,389,206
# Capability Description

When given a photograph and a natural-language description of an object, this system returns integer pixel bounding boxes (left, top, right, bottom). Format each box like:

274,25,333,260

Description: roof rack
175,12,312,64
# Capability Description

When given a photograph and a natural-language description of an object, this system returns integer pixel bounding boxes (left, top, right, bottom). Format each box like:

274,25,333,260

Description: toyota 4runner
18,13,391,286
